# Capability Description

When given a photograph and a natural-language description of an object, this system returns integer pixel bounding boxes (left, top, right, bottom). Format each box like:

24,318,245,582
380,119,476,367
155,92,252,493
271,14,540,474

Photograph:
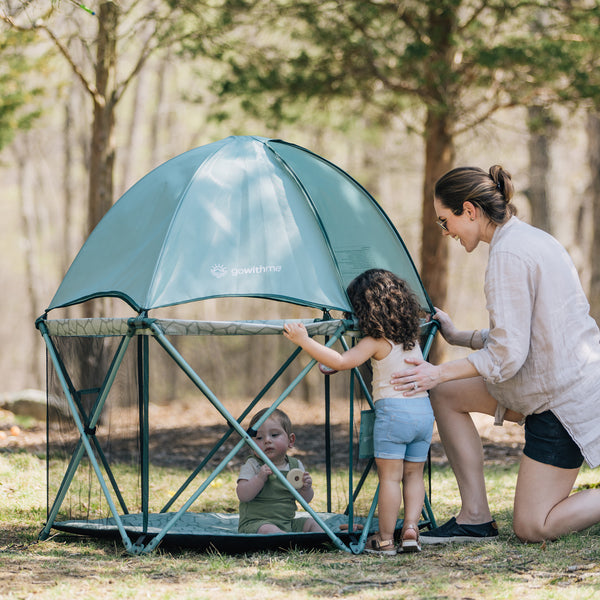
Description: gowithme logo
210,264,282,278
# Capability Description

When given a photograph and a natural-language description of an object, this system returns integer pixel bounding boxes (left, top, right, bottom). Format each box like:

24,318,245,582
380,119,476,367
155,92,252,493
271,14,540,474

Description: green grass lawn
1,451,599,599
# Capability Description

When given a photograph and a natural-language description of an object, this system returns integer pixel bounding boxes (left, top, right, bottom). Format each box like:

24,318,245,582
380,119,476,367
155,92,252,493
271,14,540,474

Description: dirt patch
0,398,524,468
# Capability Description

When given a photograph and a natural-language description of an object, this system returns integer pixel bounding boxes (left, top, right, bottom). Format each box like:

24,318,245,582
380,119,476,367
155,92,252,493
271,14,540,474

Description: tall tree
197,0,600,358
525,105,556,234
3,1,232,234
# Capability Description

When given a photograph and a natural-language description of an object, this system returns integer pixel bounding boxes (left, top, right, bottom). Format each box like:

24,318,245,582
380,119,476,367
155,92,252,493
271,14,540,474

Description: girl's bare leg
375,457,405,542
401,460,425,533
431,377,522,524
513,456,600,541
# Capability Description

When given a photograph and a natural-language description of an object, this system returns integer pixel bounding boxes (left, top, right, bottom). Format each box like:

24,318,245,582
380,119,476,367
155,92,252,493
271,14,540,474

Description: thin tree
525,105,556,234
586,112,600,324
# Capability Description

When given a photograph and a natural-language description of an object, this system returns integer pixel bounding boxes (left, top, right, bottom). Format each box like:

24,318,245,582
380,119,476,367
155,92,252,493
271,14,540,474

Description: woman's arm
391,356,480,395
434,308,484,350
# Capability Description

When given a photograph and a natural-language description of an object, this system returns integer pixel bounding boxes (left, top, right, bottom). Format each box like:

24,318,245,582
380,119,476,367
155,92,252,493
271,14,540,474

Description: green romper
238,456,309,533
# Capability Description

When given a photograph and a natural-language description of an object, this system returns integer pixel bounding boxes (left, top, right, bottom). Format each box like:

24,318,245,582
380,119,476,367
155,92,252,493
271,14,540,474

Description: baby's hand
283,322,309,344
259,464,273,479
302,472,313,489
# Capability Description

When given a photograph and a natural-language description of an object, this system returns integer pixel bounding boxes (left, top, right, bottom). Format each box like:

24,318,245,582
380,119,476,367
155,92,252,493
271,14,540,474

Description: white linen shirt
467,217,600,467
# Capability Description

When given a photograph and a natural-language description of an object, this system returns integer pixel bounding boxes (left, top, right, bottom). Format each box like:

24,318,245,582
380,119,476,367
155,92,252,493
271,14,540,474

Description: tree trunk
525,105,555,233
15,137,44,388
62,90,75,310
420,109,454,363
83,1,119,318
149,53,171,170
587,111,600,324
118,67,146,197
87,0,118,237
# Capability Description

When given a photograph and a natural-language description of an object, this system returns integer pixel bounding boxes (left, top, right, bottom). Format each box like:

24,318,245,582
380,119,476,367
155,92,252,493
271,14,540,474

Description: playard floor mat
53,511,378,553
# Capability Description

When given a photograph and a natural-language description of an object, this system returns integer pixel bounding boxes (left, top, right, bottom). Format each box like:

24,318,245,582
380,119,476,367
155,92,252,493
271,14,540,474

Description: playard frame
36,314,438,555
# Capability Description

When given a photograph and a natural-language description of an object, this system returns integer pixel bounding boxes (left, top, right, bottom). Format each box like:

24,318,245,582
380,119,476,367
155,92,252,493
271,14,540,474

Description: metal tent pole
36,319,137,552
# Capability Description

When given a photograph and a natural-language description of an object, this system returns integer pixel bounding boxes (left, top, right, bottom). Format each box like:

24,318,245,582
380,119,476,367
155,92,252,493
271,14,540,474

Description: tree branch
0,10,104,106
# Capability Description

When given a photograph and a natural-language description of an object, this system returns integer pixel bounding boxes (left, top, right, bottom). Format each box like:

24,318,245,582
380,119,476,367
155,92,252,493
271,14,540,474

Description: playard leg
37,320,138,552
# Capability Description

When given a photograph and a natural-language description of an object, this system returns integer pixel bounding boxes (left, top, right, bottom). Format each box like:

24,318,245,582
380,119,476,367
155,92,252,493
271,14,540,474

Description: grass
1,451,599,599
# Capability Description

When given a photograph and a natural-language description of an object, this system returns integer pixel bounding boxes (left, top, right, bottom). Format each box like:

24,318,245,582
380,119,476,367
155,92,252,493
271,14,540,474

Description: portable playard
36,135,438,555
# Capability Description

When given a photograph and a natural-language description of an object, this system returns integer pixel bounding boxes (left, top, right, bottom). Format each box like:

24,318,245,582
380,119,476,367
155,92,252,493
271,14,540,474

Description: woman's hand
433,307,459,345
390,357,442,395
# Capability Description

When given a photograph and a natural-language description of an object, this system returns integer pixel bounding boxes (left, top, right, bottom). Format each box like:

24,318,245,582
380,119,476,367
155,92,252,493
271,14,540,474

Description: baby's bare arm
236,464,271,502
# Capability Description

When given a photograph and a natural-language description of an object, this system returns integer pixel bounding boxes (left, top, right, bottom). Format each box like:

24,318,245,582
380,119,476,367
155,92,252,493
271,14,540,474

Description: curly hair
346,269,421,350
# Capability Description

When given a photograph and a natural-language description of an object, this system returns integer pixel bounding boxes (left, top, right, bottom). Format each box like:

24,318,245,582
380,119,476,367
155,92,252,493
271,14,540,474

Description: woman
392,165,600,543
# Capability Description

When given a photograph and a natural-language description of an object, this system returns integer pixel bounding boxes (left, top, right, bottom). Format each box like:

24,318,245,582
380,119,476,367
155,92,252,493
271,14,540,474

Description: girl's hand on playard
283,322,309,345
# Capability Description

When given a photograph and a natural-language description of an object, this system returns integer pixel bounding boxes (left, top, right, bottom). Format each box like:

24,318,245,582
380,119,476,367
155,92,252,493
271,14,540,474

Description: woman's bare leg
431,377,522,524
513,456,600,542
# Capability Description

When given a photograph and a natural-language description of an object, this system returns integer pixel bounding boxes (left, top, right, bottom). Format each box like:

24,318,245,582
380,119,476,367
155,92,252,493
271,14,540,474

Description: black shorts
523,410,584,469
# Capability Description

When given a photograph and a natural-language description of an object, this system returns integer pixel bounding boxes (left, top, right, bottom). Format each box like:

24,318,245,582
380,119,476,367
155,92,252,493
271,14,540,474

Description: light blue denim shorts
373,397,434,462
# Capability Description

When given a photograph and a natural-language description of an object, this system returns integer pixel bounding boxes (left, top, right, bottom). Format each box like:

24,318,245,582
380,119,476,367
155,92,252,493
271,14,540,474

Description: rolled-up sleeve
468,250,534,383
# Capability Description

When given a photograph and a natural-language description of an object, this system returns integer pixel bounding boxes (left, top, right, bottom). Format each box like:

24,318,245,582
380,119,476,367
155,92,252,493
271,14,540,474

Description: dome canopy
49,136,430,314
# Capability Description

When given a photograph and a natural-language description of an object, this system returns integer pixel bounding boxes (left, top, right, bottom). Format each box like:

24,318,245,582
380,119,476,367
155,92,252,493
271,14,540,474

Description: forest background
1,0,600,405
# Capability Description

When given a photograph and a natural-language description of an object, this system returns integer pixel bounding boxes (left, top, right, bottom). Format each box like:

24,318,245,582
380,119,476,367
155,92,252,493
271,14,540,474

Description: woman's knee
430,377,497,417
512,515,546,543
429,383,458,415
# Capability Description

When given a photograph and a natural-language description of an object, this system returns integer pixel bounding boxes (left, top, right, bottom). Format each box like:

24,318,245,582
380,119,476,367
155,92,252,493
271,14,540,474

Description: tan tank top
371,339,428,401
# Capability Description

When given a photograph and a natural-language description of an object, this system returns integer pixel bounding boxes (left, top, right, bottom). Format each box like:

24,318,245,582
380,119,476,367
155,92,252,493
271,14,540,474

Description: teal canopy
48,135,430,314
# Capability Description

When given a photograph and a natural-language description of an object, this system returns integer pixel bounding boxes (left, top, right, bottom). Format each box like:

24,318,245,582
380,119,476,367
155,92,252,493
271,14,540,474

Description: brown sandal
365,533,397,556
400,524,421,553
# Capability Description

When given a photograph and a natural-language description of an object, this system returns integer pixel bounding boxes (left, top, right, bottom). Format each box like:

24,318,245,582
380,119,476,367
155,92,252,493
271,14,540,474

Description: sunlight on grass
1,452,599,599
0,453,46,515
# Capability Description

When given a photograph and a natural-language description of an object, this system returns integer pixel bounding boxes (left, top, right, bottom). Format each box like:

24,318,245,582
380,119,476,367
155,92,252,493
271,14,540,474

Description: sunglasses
436,218,448,232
